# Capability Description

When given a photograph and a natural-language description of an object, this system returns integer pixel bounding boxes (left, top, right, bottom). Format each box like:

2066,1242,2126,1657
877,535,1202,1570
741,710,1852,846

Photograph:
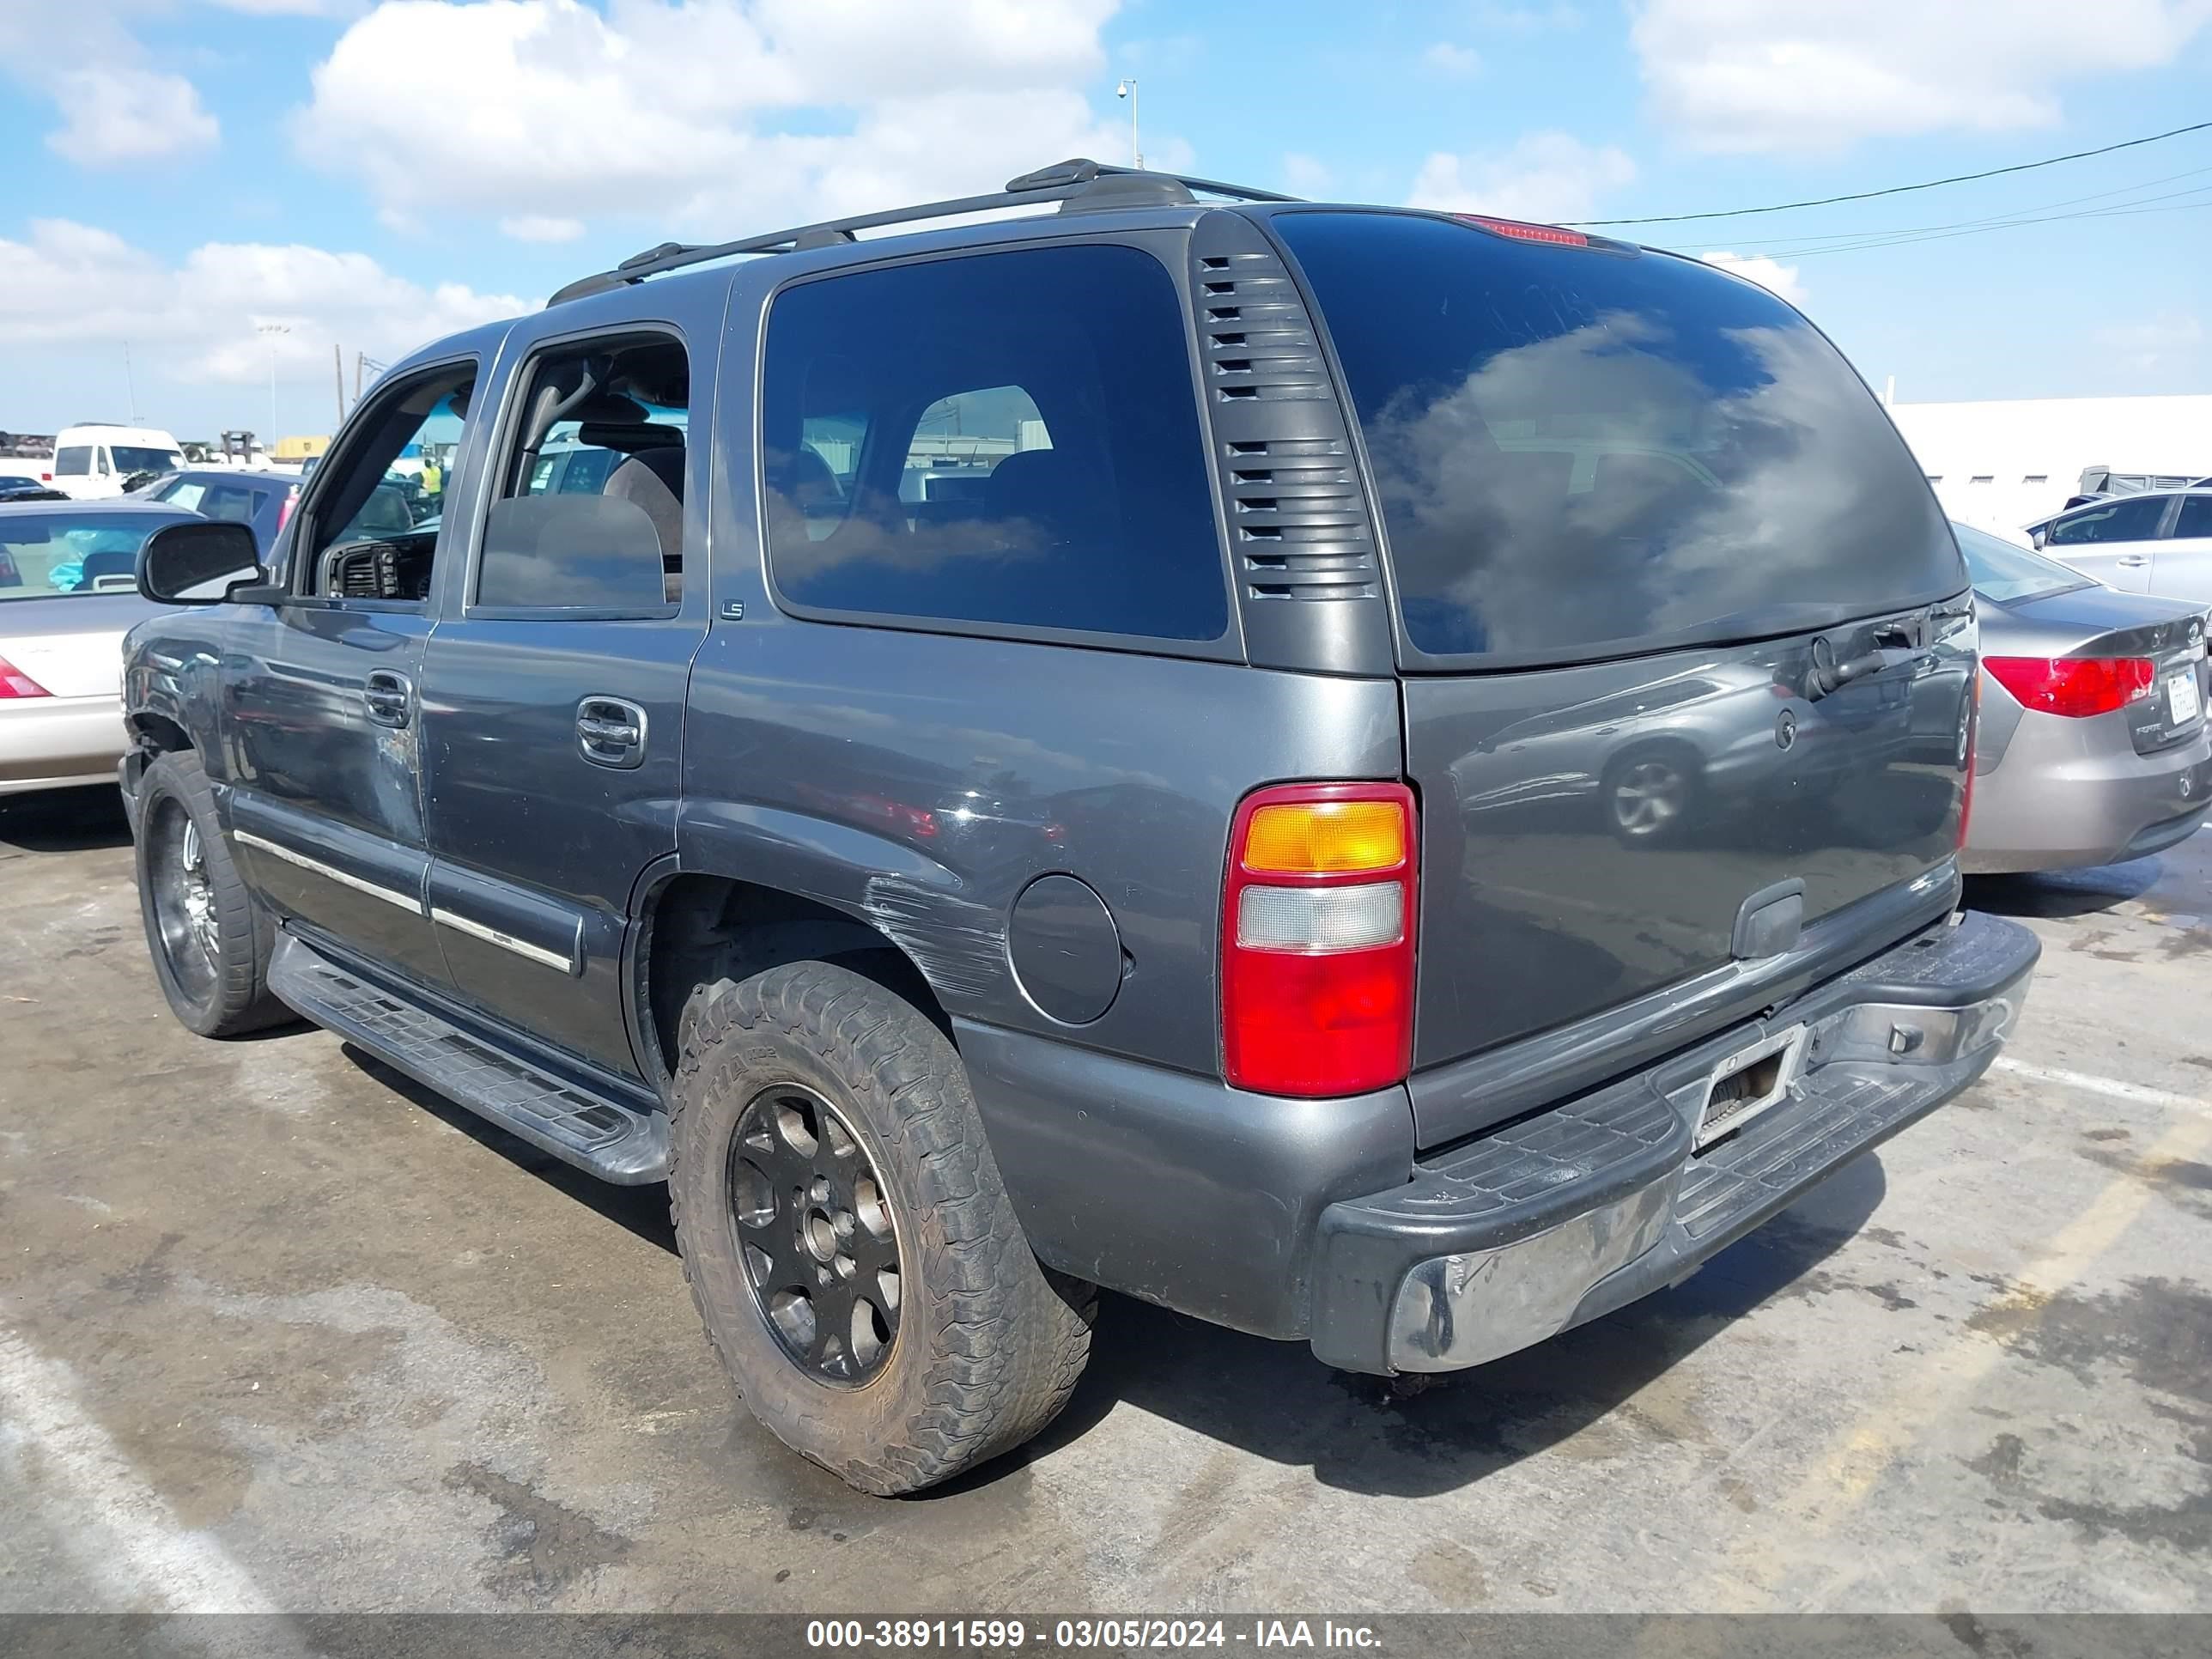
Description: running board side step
269,933,669,1184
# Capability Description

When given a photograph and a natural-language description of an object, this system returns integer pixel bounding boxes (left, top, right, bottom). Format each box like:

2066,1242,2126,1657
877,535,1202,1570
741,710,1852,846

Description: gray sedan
1959,522,2212,873
0,501,203,795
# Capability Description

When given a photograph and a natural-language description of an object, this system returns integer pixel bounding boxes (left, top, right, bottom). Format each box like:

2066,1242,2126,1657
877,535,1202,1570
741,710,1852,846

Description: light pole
258,322,289,445
1115,78,1141,168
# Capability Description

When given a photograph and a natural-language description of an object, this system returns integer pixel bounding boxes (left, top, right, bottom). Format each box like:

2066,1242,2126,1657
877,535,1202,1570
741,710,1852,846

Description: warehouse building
1886,393,2212,543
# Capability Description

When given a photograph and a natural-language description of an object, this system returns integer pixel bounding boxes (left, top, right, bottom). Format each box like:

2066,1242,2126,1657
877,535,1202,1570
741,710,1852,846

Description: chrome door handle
2118,555,2151,568
363,670,412,728
577,696,647,769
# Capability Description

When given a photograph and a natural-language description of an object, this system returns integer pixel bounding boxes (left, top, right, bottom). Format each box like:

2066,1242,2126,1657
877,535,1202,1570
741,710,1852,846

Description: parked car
1,501,210,795
0,476,67,502
47,423,187,501
139,470,303,556
119,159,2039,1495
1954,524,2211,872
2027,489,2212,605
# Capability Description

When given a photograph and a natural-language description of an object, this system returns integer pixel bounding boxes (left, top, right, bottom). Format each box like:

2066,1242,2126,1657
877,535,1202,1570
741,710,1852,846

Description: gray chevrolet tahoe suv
120,160,2039,1495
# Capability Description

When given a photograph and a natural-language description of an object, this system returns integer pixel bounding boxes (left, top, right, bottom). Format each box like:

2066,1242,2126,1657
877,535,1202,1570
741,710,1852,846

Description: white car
2031,488,2212,606
46,423,187,501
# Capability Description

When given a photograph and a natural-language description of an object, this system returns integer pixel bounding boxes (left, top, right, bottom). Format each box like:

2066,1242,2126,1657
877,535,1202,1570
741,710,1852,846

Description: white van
46,424,187,500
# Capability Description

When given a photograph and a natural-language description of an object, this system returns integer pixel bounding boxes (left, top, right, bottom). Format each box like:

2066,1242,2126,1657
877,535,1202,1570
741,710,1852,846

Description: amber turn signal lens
1242,799,1407,874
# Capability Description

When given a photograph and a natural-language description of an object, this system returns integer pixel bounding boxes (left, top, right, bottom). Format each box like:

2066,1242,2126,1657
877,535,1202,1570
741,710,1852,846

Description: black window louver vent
1187,218,1385,635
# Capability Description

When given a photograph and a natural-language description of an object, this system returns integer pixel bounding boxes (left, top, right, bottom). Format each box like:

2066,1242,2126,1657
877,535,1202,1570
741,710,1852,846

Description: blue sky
1,0,2208,439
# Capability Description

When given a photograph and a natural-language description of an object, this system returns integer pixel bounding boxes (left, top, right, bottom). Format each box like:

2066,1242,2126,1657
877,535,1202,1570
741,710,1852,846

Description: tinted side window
54,447,90,476
2047,495,2166,546
198,484,259,524
761,244,1227,642
2173,496,2212,539
476,332,691,611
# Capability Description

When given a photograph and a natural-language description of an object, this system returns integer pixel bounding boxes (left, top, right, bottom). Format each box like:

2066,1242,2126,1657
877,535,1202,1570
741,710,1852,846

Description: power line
1571,119,2212,227
1760,193,2212,261
1692,163,2212,251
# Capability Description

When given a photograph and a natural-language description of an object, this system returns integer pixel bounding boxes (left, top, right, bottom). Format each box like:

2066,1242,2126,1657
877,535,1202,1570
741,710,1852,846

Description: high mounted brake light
1223,783,1417,1097
1453,214,1589,247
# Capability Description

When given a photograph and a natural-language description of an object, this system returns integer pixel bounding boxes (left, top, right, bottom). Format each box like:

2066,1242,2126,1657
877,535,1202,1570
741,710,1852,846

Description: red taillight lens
1453,213,1589,246
1222,782,1416,1097
0,653,52,698
278,487,300,532
1984,656,2155,719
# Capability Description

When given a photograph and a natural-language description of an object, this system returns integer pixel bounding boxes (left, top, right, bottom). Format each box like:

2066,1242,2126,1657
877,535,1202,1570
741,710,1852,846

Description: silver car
0,501,200,795
1958,522,2212,874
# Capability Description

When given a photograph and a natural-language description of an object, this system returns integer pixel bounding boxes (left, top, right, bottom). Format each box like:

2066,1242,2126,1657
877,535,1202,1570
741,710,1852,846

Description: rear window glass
1273,211,1963,664
1953,522,2087,604
0,514,174,600
761,243,1228,643
53,447,92,476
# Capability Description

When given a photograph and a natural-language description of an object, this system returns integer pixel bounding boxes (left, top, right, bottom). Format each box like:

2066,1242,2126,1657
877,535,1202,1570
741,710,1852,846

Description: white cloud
1632,0,2212,154
1469,3,1581,29
292,0,1158,240
499,214,587,243
0,3,223,166
1698,250,1808,309
0,219,526,386
1281,152,1334,197
2093,312,2206,372
46,67,220,165
212,0,364,13
1423,41,1482,76
1407,131,1636,223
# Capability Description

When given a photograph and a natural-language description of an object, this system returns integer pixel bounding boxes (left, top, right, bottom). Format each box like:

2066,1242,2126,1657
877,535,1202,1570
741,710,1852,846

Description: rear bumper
1306,908,2039,1374
0,696,128,797
1964,718,2212,874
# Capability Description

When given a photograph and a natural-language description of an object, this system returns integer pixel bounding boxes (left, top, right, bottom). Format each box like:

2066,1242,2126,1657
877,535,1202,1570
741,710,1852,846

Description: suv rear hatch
1272,210,1974,1143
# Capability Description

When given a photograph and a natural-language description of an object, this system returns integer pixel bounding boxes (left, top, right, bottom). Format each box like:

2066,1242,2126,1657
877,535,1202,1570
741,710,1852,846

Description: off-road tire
132,750,289,1037
670,959,1095,1495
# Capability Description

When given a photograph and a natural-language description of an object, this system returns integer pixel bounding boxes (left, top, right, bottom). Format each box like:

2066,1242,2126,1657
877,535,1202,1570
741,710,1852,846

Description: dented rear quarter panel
675,621,1405,1075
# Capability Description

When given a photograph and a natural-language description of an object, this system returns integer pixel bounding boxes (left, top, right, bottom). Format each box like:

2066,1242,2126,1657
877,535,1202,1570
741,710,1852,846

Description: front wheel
133,750,289,1037
670,960,1095,1495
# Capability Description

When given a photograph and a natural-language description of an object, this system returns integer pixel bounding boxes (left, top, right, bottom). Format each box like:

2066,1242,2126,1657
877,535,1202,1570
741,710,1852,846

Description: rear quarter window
759,243,1228,645
1273,211,1963,665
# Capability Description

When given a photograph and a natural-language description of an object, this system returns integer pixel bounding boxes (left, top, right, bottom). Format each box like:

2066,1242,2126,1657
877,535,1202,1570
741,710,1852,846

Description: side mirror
2030,529,2047,550
139,520,264,605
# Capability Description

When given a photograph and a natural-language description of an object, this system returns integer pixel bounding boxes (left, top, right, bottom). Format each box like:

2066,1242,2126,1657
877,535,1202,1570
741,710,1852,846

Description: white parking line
1990,1054,2209,1114
0,1328,275,1613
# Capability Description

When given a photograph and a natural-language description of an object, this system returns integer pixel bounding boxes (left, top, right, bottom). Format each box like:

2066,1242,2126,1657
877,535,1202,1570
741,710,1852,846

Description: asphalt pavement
3,787,2209,1616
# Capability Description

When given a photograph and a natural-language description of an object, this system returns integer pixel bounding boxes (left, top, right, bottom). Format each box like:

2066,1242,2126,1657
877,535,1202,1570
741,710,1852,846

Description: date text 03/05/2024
803,1620,1383,1650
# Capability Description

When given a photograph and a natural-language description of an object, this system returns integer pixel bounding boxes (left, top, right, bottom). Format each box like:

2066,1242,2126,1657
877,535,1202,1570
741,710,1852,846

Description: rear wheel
670,959,1095,1495
133,751,289,1037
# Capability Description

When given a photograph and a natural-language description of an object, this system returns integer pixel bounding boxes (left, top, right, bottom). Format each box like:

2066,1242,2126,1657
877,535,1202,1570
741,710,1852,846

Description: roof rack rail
546,159,1299,306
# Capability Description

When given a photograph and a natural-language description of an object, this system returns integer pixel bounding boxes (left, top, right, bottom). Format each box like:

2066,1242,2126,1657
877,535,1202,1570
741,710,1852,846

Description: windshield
0,514,172,601
1273,211,1963,665
112,446,184,474
1952,522,2089,604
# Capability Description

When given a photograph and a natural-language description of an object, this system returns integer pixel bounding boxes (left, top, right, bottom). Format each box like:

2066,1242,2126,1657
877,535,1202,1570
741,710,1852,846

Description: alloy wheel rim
149,799,220,997
728,1083,902,1387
